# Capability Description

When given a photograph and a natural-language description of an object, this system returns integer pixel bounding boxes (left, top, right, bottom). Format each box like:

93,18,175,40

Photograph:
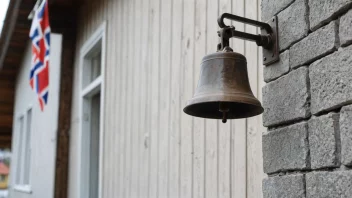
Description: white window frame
77,22,106,198
14,105,33,194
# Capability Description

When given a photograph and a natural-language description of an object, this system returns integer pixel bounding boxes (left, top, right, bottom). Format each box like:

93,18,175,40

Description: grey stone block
308,113,340,169
340,9,352,47
263,67,310,127
340,105,352,166
261,0,295,21
290,21,337,69
310,45,352,115
309,0,352,31
278,0,308,50
264,50,290,82
263,122,309,173
263,175,305,198
306,171,352,198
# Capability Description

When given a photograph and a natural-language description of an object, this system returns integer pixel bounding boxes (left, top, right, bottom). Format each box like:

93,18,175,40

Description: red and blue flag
29,0,50,111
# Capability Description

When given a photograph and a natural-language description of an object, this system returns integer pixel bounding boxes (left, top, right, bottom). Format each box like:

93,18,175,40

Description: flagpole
27,0,44,20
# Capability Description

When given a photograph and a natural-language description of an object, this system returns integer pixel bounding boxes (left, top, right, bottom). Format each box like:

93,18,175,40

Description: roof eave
0,0,22,70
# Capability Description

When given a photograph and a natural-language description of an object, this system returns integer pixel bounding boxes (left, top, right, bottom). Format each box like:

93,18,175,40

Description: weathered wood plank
168,0,182,197
231,0,247,197
205,0,219,197
102,0,111,196
244,0,262,197
105,0,111,196
158,0,172,197
129,0,142,196
193,0,206,197
117,0,127,197
112,0,123,196
251,2,265,198
106,0,115,197
180,0,195,197
124,0,135,196
218,0,232,197
138,0,150,195
148,0,161,196
131,0,140,196
118,0,128,196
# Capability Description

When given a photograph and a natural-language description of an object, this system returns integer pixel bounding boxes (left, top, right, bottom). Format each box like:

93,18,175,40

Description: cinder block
263,174,305,198
309,0,352,31
278,0,308,50
263,122,309,173
306,171,352,198
340,105,352,166
290,21,337,69
264,50,290,82
308,113,340,169
261,0,295,21
310,45,352,115
340,9,352,47
263,67,310,127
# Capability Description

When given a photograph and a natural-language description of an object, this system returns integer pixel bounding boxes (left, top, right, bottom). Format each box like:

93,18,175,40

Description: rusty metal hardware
217,13,279,65
183,13,275,123
183,51,264,123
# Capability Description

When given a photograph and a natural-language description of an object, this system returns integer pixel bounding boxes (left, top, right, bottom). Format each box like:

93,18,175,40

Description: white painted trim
81,76,102,98
77,21,106,198
26,105,33,113
14,115,24,186
13,185,32,194
14,104,32,122
98,20,107,198
80,22,107,58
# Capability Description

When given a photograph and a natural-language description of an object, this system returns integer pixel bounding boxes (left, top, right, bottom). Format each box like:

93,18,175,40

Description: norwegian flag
29,0,51,111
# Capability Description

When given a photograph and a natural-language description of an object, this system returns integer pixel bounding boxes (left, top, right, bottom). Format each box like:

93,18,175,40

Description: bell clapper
222,112,227,123
219,102,229,123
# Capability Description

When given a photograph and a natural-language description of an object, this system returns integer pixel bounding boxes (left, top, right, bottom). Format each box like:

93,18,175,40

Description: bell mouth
183,94,264,120
184,101,263,119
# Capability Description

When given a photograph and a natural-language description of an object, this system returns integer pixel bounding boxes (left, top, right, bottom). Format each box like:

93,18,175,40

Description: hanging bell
183,50,264,123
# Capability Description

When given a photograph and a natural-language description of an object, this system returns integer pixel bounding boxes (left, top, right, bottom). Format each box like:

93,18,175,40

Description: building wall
9,34,62,198
68,0,266,197
261,0,352,197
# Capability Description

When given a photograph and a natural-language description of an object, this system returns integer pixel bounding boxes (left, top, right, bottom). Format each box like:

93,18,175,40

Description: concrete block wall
261,0,352,197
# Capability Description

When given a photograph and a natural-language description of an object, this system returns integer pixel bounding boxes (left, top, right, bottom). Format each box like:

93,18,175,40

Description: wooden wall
0,74,14,148
69,0,265,197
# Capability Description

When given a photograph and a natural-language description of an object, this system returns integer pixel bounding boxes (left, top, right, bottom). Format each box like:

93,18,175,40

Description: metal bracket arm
217,27,272,50
218,13,272,33
217,13,279,66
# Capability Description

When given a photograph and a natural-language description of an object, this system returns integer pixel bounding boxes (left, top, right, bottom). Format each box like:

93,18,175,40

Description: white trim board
77,21,106,198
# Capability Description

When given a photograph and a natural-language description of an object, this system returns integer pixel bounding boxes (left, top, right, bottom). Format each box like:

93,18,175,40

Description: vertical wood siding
69,0,265,197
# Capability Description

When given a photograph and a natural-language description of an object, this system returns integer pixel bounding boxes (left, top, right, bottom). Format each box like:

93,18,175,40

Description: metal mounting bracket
217,13,279,66
261,16,279,66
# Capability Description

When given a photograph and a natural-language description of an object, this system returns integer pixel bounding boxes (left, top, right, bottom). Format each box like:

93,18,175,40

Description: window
79,22,105,198
23,109,32,184
15,116,24,185
15,108,32,192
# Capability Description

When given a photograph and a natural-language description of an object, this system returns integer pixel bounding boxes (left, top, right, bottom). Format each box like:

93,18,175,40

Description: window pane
16,116,24,185
89,93,100,198
90,52,101,81
23,109,32,185
82,40,102,88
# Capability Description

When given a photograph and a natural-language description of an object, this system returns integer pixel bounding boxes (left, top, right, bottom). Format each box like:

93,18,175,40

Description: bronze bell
183,50,264,123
